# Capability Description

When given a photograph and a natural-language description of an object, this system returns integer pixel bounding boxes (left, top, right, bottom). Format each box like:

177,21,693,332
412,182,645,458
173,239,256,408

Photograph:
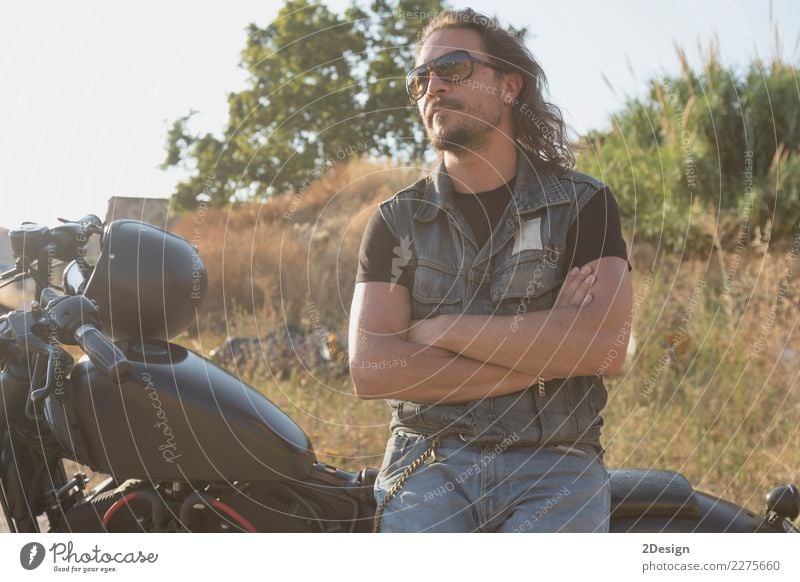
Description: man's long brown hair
415,8,577,171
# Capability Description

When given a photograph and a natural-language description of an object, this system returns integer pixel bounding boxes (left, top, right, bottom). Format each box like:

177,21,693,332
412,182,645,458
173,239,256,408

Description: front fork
0,431,17,532
1,427,39,532
0,424,72,532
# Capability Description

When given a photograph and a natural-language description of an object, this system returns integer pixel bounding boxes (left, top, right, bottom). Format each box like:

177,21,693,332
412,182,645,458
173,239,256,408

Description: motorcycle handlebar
74,324,133,384
38,288,133,385
39,286,63,308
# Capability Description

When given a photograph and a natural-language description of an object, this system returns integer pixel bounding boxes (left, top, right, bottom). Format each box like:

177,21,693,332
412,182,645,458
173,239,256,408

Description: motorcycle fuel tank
58,339,316,481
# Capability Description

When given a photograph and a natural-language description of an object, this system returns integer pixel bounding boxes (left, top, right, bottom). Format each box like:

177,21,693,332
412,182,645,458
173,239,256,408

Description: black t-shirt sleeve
565,187,633,273
356,188,631,290
355,207,413,289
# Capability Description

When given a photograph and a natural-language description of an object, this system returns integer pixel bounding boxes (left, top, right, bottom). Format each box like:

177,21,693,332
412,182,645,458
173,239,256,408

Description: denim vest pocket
411,260,463,320
390,400,476,436
535,376,605,443
534,379,580,442
488,390,542,442
568,376,606,429
490,250,562,316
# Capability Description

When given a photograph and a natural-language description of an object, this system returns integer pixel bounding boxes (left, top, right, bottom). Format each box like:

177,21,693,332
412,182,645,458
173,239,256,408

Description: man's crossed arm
407,256,633,379
348,258,632,404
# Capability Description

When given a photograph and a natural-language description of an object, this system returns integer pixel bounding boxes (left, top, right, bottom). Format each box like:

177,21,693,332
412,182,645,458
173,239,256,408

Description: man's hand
555,265,596,308
408,264,597,345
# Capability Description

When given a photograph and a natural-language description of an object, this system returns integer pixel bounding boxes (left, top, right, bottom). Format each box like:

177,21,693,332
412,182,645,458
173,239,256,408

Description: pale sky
0,0,797,228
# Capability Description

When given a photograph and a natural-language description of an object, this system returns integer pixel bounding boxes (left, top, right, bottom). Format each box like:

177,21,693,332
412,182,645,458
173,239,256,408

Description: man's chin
432,109,453,122
430,127,481,153
429,115,449,134
432,137,471,153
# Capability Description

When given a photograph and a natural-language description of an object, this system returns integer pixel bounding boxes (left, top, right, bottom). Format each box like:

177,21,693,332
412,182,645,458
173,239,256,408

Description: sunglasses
405,50,498,103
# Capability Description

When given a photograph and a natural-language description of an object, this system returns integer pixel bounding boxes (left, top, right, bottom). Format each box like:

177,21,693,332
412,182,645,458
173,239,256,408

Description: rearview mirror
63,260,89,295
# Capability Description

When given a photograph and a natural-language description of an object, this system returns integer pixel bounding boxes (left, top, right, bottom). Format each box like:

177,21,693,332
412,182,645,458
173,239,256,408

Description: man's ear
500,71,523,105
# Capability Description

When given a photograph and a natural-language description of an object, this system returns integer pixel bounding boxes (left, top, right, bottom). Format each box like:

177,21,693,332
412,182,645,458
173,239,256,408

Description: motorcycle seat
609,469,700,519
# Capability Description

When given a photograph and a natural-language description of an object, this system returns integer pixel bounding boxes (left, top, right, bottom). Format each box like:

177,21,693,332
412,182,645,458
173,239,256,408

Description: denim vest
377,154,609,451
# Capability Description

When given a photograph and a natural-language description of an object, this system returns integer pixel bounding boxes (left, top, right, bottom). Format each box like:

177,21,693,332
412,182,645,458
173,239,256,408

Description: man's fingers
557,265,595,307
558,266,584,302
572,273,596,305
555,269,576,306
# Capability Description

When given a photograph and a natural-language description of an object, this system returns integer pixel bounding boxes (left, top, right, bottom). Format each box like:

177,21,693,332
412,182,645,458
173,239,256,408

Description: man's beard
425,97,502,154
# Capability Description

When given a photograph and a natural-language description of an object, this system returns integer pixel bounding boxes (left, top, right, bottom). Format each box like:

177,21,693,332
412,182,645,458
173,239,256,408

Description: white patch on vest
512,216,543,254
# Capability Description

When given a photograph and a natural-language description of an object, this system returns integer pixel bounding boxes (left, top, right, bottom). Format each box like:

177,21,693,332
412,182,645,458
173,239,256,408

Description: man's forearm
406,258,632,378
351,336,540,404
425,308,615,378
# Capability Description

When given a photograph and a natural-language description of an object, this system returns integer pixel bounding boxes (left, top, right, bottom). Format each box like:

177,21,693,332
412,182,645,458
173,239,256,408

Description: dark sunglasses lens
406,68,428,101
434,53,472,82
406,52,476,101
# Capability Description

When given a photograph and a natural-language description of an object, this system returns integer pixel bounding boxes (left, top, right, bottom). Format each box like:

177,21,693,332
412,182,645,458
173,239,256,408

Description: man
349,8,633,532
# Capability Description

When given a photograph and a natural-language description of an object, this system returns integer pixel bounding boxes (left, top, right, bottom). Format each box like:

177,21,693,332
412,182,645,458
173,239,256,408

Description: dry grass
171,158,421,333
604,239,800,517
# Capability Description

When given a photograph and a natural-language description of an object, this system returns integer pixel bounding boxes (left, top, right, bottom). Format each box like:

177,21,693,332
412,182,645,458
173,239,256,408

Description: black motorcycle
0,216,798,533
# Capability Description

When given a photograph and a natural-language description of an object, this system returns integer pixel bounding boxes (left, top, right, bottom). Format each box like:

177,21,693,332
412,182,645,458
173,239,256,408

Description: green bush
577,46,800,251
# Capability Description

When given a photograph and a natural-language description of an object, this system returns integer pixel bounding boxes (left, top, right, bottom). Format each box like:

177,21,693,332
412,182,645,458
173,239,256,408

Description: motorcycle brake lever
25,347,74,419
57,214,104,235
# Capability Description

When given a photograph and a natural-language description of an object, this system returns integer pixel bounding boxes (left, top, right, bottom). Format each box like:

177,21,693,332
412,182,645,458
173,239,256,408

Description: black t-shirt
356,175,632,289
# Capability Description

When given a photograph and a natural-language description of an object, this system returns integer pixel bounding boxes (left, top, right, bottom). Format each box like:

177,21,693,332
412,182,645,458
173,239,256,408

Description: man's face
414,28,509,154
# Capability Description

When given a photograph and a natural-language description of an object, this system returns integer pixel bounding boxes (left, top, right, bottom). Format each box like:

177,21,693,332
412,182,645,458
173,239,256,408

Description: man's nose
425,70,451,97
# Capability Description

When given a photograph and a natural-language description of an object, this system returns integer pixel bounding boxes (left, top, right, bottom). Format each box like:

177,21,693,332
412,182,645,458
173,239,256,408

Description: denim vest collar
412,154,571,224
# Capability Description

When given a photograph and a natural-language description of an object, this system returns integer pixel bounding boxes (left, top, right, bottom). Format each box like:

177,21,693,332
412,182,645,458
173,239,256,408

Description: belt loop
415,402,425,424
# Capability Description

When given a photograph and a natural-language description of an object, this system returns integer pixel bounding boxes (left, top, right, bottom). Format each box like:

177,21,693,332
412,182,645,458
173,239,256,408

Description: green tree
163,0,365,211
163,0,447,212
349,0,446,162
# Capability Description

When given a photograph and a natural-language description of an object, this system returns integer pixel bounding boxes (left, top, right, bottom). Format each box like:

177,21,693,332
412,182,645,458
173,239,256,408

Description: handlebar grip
39,287,64,308
74,324,133,384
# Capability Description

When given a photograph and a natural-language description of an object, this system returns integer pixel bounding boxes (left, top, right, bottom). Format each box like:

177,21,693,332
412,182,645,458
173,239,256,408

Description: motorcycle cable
0,267,27,291
6,214,102,299
178,491,256,533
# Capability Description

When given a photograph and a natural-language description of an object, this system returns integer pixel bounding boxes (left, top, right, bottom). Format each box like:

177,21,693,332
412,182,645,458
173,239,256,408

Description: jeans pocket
378,430,425,479
378,432,409,473
376,431,432,489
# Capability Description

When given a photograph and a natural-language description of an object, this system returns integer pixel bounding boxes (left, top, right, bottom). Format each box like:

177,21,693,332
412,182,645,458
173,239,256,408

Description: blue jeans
374,431,611,532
